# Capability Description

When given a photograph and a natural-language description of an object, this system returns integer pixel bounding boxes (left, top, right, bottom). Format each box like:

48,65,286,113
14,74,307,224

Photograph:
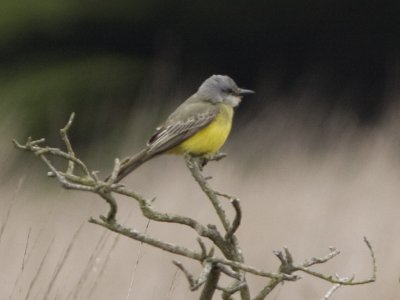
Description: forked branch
13,113,377,299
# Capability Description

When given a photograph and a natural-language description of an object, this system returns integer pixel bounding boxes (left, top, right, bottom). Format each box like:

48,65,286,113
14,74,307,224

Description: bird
110,75,254,182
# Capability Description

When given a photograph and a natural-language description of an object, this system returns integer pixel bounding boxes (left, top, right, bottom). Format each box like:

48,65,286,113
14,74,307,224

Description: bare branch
363,236,377,282
60,112,76,174
108,158,121,184
220,280,247,300
302,247,340,267
14,113,377,300
183,154,252,299
173,258,224,300
184,154,231,232
225,198,241,240
197,238,208,260
294,238,376,286
40,155,95,192
172,260,213,291
217,264,242,280
97,191,118,221
322,283,343,300
199,265,221,300
322,274,352,300
208,257,297,281
114,186,228,251
253,278,282,300
90,216,203,261
14,137,92,179
273,247,294,274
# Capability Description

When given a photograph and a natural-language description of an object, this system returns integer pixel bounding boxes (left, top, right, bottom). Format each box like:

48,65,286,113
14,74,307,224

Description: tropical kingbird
111,75,254,182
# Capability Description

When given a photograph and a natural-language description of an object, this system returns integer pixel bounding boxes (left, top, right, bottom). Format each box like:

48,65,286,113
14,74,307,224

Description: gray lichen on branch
13,113,377,300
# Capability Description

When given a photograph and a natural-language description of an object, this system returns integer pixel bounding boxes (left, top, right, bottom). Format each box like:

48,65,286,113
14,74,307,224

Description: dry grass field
1,99,400,299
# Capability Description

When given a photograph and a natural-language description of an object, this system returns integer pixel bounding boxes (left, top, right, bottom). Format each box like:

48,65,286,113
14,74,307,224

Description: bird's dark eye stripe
223,88,234,93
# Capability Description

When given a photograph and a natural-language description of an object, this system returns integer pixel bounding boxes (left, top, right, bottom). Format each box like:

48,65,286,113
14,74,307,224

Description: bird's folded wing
147,106,218,154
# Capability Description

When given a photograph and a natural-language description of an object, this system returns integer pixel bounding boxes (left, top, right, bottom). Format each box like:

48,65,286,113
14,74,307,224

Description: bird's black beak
238,88,255,95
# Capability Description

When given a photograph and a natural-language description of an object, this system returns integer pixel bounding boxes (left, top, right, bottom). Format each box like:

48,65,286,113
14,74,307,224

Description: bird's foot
198,152,227,171
185,152,227,172
197,157,208,171
208,152,227,162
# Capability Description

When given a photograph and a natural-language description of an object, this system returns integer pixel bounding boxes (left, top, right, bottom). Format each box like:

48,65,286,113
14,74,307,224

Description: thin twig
321,274,353,300
98,191,118,221
90,216,203,261
295,238,376,285
217,264,241,280
225,198,241,240
109,158,121,184
363,236,377,282
207,257,298,280
172,260,212,291
13,139,92,179
60,112,76,175
303,247,340,267
322,283,342,300
113,186,227,252
220,280,247,300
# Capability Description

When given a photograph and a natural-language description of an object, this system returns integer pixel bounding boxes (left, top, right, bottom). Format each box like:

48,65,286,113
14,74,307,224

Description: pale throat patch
224,94,242,107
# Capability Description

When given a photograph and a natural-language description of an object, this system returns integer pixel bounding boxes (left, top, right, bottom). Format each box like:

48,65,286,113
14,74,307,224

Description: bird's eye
224,88,234,94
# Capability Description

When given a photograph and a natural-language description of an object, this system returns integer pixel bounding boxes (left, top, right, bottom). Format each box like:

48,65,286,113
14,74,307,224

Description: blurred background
2,0,400,299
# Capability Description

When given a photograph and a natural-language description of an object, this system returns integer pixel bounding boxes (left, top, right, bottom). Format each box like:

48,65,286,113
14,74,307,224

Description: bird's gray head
197,75,254,107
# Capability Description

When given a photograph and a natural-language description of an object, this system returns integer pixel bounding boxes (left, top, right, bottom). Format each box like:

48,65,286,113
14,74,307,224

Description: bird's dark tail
107,149,154,183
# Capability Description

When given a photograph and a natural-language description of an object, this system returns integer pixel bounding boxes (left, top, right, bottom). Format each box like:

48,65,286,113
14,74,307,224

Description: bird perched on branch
109,75,254,182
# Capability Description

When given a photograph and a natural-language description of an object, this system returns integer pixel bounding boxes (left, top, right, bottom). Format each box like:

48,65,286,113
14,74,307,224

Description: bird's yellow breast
172,104,234,156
